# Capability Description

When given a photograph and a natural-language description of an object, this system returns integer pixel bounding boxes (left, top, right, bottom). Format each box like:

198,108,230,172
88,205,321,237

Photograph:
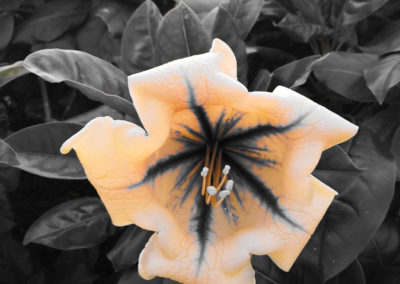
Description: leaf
275,13,333,43
289,0,325,24
22,49,138,119
220,0,264,39
23,197,115,250
326,260,366,284
118,266,163,284
95,0,137,36
362,106,400,145
0,122,85,179
391,125,400,167
312,52,378,102
107,226,153,271
0,0,22,11
121,0,162,74
342,0,390,25
31,33,76,51
155,2,211,64
13,0,88,44
76,17,121,63
313,145,363,195
249,69,271,91
260,0,287,18
360,20,400,55
364,54,400,104
300,128,396,280
210,7,248,84
269,55,320,90
0,12,13,50
0,61,29,89
0,232,33,284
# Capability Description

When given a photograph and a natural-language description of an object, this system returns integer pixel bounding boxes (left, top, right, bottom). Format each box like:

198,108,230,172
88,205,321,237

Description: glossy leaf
364,54,400,104
326,260,366,284
118,267,162,284
312,52,378,102
0,0,22,11
76,17,120,63
313,145,363,195
23,197,115,250
290,0,325,24
155,2,211,64
23,49,138,119
276,13,333,43
391,125,400,167
342,0,390,25
220,0,264,39
95,0,136,36
0,61,29,89
0,122,85,179
362,106,400,145
300,128,396,280
360,20,400,55
269,55,320,90
13,0,88,44
260,0,287,18
0,12,13,50
210,7,248,84
121,0,162,74
249,69,271,91
107,226,153,271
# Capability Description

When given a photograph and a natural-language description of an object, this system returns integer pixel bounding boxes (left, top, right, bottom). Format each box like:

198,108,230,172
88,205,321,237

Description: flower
61,39,358,284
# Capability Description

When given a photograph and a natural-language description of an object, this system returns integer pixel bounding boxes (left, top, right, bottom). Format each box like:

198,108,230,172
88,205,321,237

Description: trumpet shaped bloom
61,39,358,284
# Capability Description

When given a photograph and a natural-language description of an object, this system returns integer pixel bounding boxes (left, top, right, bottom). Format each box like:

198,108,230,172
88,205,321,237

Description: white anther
207,186,217,196
222,165,231,175
226,180,234,191
218,190,230,200
200,167,209,177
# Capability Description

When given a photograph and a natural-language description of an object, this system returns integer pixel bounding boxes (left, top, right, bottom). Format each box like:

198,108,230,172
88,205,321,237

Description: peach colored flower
61,39,358,284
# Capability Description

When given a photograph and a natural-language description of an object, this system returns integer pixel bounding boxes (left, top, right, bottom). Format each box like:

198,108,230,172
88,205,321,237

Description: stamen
222,165,231,175
206,186,217,204
215,190,230,206
226,180,234,191
200,167,209,177
201,167,209,196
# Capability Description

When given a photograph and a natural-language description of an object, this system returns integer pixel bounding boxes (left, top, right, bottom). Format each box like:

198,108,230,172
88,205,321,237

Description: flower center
200,144,234,207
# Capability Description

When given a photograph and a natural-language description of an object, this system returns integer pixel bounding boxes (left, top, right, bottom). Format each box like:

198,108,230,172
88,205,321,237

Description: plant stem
38,78,52,122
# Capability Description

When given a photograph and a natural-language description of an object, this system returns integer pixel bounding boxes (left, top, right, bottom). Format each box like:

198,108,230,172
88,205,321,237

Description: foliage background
0,0,399,283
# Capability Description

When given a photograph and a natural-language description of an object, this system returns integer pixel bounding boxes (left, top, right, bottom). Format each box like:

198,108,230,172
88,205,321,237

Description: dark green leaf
275,13,333,43
300,128,396,280
326,260,366,284
0,0,22,11
260,0,287,18
0,232,33,284
24,197,115,250
312,52,378,102
0,122,85,179
121,0,162,74
249,69,271,91
342,0,390,25
22,49,138,119
362,106,400,145
0,61,29,89
313,145,363,195
95,0,137,36
0,12,13,50
107,226,153,271
31,34,76,51
360,217,400,265
118,266,162,284
360,20,400,55
13,0,88,44
391,125,400,167
210,7,248,84
289,0,325,24
76,17,121,63
220,0,263,39
155,2,211,64
269,55,320,90
363,54,400,104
